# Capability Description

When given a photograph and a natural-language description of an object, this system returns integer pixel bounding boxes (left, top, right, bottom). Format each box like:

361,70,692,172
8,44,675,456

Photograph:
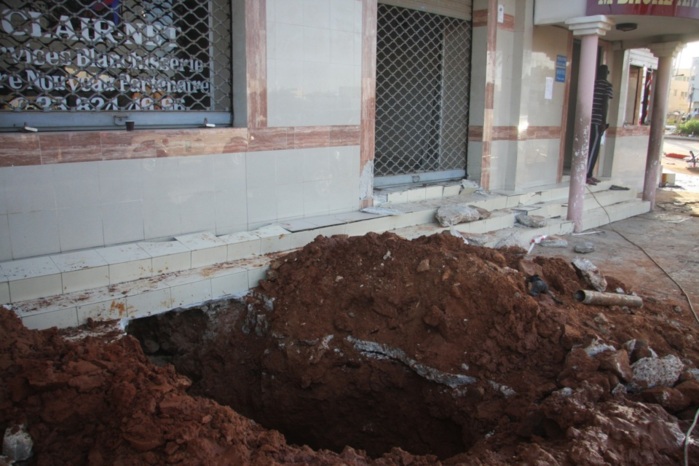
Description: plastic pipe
575,290,643,308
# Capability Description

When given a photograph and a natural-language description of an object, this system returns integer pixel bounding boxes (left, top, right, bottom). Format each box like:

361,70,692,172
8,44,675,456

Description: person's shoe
590,177,601,183
586,178,597,185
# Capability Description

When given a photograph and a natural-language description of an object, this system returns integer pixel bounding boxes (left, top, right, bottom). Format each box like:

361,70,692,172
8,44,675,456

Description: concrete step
3,181,649,330
581,199,651,230
9,254,274,330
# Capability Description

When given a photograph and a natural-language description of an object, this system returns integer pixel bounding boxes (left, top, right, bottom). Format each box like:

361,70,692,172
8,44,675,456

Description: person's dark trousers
587,124,604,179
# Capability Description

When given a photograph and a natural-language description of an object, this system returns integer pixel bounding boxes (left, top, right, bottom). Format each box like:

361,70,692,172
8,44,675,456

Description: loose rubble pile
3,231,699,465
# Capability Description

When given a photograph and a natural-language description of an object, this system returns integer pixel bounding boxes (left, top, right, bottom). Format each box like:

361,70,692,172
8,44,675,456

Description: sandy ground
533,136,699,322
661,137,699,215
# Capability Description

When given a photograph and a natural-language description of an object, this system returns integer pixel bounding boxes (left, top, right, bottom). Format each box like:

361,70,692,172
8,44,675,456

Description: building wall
668,69,691,117
267,0,363,127
513,24,570,190
600,48,654,187
0,0,368,262
692,57,699,114
469,0,568,192
606,133,651,192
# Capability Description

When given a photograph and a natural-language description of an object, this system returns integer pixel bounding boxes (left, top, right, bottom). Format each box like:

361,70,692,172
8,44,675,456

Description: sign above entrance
587,0,699,21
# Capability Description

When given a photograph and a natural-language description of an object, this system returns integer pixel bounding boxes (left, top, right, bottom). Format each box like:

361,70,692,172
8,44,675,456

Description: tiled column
643,42,682,209
564,16,613,232
479,0,499,191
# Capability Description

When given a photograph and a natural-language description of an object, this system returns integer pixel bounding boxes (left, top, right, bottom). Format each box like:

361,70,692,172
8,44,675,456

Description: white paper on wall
545,77,554,100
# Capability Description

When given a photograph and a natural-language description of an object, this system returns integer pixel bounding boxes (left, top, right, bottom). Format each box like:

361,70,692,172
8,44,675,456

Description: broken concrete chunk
494,235,523,250
574,242,595,254
584,339,616,357
540,236,568,248
572,258,607,292
630,354,684,390
515,213,546,228
435,205,490,227
460,179,480,193
3,425,33,462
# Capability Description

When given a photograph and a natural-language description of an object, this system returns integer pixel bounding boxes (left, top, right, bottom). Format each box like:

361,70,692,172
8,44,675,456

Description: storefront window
0,0,232,131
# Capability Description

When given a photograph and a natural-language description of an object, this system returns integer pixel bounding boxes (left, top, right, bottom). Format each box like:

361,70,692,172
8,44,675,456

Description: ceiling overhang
535,0,699,47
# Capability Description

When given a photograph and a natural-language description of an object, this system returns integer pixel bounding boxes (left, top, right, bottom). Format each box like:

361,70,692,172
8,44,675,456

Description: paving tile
1,256,61,280
139,241,192,274
126,288,173,319
252,225,291,238
211,270,249,298
77,298,128,324
0,282,9,304
22,308,78,330
247,266,268,289
152,252,192,274
221,231,261,261
171,279,213,309
138,239,191,257
62,266,110,293
97,243,151,264
175,232,228,268
50,250,108,272
278,219,318,232
108,259,153,285
10,275,63,302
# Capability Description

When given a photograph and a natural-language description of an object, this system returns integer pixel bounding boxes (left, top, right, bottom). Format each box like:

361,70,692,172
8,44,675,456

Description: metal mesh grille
375,4,471,178
0,0,231,121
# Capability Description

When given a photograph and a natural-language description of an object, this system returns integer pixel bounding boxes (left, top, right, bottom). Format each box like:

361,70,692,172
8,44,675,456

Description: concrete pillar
643,42,682,209
563,16,614,232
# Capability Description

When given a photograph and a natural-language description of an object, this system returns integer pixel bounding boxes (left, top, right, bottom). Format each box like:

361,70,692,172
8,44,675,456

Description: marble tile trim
500,14,515,32
607,126,651,137
246,0,267,129
479,1,498,191
473,9,513,31
468,126,563,141
360,0,378,207
0,125,360,167
557,32,575,183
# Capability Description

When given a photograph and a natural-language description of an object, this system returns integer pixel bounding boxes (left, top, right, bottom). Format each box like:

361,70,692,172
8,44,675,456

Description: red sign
587,0,699,21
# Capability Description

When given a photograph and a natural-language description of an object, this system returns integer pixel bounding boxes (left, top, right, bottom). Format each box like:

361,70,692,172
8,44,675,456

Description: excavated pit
125,232,552,458
4,231,699,464
125,231,699,463
127,304,471,459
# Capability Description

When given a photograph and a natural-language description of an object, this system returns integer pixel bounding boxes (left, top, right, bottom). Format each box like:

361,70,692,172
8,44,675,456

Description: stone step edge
10,252,285,331
12,199,650,330
1,183,639,309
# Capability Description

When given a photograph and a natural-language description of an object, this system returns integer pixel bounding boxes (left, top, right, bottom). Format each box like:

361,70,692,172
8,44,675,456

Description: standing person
587,64,614,185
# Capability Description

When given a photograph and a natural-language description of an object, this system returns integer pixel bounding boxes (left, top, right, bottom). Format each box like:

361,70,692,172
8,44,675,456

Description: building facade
1,0,698,307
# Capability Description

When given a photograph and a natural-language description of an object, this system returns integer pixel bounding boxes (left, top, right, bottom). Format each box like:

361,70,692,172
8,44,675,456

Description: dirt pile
3,231,699,464
0,307,407,465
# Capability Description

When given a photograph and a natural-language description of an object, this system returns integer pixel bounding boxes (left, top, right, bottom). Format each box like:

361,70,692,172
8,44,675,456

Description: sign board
555,55,567,83
587,0,699,21
0,0,213,114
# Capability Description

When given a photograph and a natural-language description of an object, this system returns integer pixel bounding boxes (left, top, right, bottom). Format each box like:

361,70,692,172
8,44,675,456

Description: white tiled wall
0,146,360,262
267,0,362,126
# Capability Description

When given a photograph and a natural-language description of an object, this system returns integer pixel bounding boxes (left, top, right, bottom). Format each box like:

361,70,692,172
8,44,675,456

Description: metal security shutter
375,3,471,185
0,0,232,131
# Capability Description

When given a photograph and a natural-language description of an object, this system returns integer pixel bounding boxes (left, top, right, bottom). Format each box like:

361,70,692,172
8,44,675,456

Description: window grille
375,4,471,179
0,0,232,130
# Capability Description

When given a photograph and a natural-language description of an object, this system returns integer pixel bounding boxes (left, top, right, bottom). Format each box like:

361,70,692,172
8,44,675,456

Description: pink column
563,16,613,232
642,43,681,209
566,33,598,232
